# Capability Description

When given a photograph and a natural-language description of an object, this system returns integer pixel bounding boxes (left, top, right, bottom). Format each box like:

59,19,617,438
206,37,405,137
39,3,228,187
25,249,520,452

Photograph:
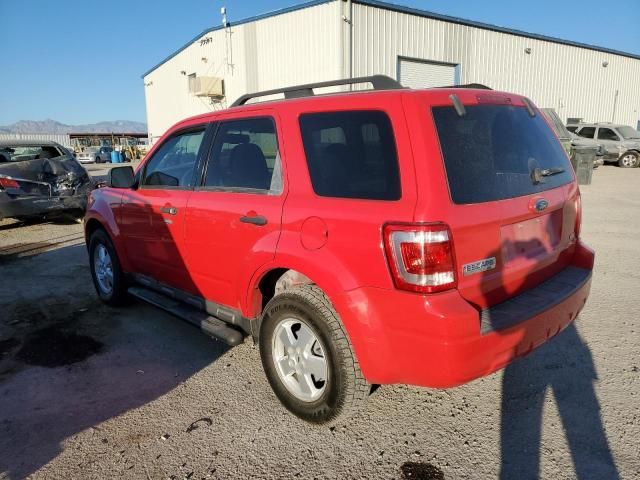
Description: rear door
184,113,286,311
407,92,580,309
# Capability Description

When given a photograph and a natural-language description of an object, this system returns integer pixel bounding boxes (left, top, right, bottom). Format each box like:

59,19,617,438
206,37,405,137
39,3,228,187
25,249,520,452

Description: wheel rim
94,244,114,295
272,318,328,402
622,154,638,167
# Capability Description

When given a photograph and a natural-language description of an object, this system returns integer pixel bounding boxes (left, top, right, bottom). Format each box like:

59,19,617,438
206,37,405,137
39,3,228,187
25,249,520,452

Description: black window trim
139,123,214,191
195,115,283,196
298,108,403,202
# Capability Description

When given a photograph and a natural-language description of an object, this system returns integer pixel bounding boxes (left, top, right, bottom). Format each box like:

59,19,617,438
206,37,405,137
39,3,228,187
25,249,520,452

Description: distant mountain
0,119,147,134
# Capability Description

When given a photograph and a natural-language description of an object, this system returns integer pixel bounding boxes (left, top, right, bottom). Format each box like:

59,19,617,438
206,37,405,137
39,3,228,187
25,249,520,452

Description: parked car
85,76,594,423
0,140,93,221
540,108,604,168
567,122,640,167
77,146,113,164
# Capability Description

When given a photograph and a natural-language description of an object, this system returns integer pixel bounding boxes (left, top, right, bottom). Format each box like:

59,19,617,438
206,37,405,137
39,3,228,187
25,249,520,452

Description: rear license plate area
500,210,562,264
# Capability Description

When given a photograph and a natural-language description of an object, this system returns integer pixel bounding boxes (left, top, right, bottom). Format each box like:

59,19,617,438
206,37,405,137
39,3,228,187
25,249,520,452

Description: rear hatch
410,91,580,309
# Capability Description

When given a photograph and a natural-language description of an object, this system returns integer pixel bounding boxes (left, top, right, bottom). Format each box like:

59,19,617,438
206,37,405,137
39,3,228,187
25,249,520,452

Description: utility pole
611,89,619,123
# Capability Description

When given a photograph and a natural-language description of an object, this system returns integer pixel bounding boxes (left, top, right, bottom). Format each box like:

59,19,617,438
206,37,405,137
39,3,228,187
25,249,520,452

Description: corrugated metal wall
351,3,640,126
143,2,341,141
144,1,640,138
0,133,71,147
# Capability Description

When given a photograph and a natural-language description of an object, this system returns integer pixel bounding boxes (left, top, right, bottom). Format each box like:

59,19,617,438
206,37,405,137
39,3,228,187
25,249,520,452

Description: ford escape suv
85,76,594,423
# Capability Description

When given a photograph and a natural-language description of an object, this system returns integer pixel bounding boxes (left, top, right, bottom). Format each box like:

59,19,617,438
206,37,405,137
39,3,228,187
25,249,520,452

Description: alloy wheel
94,244,114,295
272,318,328,402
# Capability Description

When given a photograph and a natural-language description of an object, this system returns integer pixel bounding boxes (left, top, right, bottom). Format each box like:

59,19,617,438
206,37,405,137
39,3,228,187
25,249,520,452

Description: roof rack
440,83,492,90
230,75,403,107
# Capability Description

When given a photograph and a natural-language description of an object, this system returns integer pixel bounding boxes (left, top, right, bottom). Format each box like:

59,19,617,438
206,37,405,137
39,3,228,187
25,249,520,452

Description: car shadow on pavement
0,243,229,479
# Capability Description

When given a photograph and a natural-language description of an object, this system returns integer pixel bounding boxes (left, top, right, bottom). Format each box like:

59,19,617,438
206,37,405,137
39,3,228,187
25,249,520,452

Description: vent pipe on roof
340,0,353,89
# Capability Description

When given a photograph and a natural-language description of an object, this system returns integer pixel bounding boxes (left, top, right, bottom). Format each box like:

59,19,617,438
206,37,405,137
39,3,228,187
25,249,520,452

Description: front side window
142,129,205,188
577,127,596,139
204,117,280,192
299,111,401,200
433,105,573,204
597,128,620,141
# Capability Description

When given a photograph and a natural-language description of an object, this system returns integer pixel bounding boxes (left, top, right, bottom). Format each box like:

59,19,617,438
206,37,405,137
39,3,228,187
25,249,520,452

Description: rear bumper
334,240,595,388
0,192,88,219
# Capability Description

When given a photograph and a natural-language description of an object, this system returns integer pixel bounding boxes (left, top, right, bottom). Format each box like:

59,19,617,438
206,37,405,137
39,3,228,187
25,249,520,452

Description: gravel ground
0,165,638,479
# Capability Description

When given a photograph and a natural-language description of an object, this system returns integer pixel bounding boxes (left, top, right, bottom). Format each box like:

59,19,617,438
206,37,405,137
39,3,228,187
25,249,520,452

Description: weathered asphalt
0,165,638,479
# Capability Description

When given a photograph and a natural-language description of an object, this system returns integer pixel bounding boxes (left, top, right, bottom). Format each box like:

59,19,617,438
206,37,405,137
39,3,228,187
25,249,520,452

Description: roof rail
230,75,403,107
439,83,492,90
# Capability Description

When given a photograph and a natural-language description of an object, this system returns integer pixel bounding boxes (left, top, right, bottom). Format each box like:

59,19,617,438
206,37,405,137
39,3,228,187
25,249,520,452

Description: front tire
618,151,639,168
259,285,369,424
89,229,128,305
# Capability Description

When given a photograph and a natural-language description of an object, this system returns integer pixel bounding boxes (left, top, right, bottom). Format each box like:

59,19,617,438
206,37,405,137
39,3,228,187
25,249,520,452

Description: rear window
432,105,573,204
299,111,401,200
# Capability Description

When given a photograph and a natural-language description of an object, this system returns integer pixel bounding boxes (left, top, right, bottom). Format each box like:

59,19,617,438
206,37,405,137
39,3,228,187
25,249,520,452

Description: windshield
432,105,573,204
0,145,65,162
616,126,640,140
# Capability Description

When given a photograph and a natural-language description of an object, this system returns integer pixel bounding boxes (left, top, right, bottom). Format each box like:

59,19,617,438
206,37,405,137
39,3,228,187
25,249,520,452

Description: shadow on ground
500,323,619,479
0,244,227,479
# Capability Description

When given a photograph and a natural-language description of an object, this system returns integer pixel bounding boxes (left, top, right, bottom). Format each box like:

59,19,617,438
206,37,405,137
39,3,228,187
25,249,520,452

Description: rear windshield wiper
540,167,565,176
530,166,565,184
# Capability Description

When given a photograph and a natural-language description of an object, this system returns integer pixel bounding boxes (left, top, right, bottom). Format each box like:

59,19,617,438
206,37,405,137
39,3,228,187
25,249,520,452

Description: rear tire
89,229,128,306
259,285,369,424
618,152,639,168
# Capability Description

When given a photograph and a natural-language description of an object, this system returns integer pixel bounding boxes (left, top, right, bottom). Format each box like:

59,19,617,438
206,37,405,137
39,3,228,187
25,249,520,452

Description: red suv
85,76,594,423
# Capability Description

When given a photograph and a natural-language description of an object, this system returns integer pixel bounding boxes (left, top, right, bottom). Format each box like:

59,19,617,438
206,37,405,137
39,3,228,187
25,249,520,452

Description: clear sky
1,0,638,126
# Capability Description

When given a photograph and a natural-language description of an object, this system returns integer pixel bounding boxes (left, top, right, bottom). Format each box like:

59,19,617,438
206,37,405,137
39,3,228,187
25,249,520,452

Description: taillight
0,177,19,190
574,192,582,239
383,223,457,294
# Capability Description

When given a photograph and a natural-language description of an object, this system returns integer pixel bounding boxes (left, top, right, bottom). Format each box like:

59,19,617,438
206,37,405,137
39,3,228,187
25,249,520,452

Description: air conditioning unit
189,76,224,98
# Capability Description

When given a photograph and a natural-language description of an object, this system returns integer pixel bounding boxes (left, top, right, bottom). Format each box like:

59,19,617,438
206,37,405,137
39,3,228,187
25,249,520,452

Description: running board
127,286,244,346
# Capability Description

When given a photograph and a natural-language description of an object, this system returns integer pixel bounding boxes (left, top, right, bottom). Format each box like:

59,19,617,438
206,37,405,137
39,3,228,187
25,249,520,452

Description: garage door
398,58,457,89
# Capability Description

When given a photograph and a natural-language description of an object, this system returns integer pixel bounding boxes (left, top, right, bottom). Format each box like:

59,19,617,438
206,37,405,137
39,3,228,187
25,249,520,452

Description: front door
596,127,621,159
119,125,208,294
184,114,286,311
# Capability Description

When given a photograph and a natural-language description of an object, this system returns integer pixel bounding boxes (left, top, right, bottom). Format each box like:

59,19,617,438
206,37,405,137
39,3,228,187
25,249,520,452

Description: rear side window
299,111,401,200
432,105,573,204
577,127,595,139
204,117,280,192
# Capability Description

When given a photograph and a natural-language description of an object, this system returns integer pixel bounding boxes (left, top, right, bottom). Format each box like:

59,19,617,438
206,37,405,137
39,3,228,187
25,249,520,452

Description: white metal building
142,0,640,142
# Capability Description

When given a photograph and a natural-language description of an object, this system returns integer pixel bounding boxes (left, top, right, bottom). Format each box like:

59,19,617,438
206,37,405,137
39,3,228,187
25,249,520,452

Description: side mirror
108,166,136,189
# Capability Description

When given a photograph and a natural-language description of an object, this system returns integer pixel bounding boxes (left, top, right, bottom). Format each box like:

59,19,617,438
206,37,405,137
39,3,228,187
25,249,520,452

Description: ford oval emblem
535,199,549,212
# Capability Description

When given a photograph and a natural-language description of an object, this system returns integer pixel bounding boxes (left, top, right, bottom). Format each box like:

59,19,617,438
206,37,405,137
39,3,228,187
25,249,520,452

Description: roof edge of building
141,0,333,79
141,0,640,79
360,0,640,61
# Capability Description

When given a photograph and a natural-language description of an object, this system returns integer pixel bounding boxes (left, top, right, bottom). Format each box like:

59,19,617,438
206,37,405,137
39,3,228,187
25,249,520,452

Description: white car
76,147,98,164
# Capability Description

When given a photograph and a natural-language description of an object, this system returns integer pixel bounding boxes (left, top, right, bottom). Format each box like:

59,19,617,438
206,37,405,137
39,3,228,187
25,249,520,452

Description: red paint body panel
85,87,595,389
334,241,593,387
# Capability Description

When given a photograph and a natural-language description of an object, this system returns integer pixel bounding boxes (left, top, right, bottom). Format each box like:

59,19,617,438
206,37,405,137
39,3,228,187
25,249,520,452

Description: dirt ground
0,165,638,480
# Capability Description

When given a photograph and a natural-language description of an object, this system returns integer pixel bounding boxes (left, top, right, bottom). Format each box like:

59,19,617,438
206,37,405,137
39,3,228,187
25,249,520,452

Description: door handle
240,214,268,226
160,206,178,215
